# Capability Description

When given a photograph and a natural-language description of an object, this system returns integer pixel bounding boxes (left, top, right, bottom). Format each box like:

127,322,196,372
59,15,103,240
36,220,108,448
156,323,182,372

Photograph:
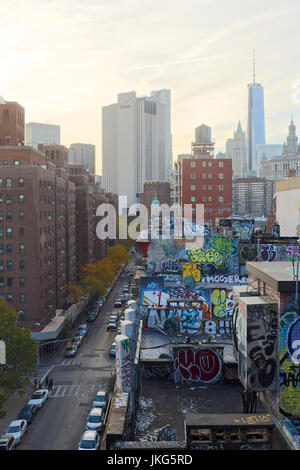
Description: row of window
0,227,25,238
0,194,25,204
190,173,224,179
190,184,224,191
190,161,224,168
0,293,25,303
190,196,224,202
1,160,21,166
0,178,24,188
0,260,25,270
0,244,25,254
0,277,25,287
0,211,25,222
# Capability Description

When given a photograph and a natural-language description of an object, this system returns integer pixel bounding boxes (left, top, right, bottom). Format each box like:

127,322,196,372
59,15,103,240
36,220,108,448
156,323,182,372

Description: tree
106,244,130,268
81,275,105,299
66,283,85,307
0,299,37,417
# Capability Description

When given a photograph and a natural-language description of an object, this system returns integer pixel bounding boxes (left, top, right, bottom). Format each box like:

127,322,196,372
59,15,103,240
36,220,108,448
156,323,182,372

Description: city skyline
1,0,300,175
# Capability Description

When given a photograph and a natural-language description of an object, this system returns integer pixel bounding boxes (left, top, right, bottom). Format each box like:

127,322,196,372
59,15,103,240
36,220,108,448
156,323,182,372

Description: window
3,109,9,125
219,161,224,168
219,196,224,202
6,260,13,270
208,173,212,179
18,194,24,203
219,185,224,191
6,244,13,254
219,208,224,214
191,196,196,202
0,211,3,222
208,185,212,190
0,278,3,287
7,294,13,303
19,211,24,221
18,178,24,187
0,227,3,238
6,211,12,222
19,260,25,271
190,173,196,179
191,162,196,167
0,179,2,188
6,178,12,188
219,173,224,179
19,227,24,238
14,160,20,166
0,244,3,254
202,162,206,167
202,196,206,201
6,194,12,205
202,173,206,179
6,228,12,238
19,293,25,304
7,278,13,287
208,196,212,202
208,162,212,167
191,185,195,191
0,260,3,271
19,277,25,287
19,244,25,254
0,194,3,203
202,185,206,190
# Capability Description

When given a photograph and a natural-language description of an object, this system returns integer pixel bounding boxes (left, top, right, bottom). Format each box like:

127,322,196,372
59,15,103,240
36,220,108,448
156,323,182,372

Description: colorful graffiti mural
160,257,180,273
280,308,300,418
173,347,223,383
211,288,233,319
182,263,201,283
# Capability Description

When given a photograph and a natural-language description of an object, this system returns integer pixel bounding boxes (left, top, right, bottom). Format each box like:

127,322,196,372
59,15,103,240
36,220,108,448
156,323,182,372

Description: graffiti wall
280,307,300,418
173,346,223,384
116,335,132,393
246,303,278,391
141,287,233,338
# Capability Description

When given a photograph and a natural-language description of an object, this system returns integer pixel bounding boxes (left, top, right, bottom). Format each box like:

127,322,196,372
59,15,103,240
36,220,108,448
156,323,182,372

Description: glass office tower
247,82,266,173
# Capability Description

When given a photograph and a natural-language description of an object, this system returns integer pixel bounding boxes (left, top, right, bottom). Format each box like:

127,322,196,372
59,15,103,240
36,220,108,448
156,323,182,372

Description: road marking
49,384,105,398
61,359,81,366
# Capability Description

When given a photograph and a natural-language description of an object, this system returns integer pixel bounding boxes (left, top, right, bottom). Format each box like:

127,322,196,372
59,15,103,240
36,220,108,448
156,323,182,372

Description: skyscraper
226,121,247,179
68,143,96,174
102,89,172,207
26,122,60,149
246,53,266,174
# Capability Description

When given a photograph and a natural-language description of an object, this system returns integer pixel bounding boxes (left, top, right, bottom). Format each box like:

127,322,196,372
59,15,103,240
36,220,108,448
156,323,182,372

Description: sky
1,0,300,174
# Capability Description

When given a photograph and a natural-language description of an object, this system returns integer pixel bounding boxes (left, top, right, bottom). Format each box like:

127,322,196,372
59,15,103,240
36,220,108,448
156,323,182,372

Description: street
18,271,128,450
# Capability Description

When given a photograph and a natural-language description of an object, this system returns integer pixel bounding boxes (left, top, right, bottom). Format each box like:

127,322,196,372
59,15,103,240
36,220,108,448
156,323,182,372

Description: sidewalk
0,364,54,436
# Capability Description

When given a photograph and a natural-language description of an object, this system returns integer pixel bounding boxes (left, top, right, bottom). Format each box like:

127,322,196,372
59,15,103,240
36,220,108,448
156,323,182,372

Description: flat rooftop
246,261,299,292
135,377,289,449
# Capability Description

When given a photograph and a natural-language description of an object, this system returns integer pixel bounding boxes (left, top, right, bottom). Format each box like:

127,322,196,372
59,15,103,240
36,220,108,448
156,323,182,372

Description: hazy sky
1,0,300,174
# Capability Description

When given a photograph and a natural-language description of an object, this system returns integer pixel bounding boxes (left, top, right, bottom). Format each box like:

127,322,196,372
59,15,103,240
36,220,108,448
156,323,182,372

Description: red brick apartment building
0,99,114,334
171,124,232,226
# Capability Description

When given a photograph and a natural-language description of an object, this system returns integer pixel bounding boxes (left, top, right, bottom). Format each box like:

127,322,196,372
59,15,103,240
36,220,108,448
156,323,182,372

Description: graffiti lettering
260,244,279,262
188,248,224,266
211,289,233,319
174,348,223,383
182,263,201,282
211,237,237,255
160,257,180,273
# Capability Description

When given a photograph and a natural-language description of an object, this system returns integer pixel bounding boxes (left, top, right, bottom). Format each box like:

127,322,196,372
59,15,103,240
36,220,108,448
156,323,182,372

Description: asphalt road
18,271,129,450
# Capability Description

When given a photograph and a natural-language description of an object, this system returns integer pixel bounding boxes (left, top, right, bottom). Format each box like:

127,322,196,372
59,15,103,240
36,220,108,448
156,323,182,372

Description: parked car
122,285,129,293
71,336,82,348
78,430,100,450
5,420,27,445
117,326,122,335
109,342,116,357
77,324,89,335
0,434,16,450
64,344,77,357
92,391,108,410
119,315,125,322
87,312,96,322
107,320,117,332
114,300,122,308
28,389,49,408
85,408,103,432
110,313,118,321
17,405,38,424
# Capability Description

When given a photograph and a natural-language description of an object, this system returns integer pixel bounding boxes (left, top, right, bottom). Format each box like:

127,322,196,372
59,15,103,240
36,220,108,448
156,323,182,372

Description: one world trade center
246,52,266,174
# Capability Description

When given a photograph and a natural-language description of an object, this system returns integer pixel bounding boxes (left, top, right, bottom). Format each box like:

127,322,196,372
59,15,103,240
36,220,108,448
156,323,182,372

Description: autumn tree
0,299,37,417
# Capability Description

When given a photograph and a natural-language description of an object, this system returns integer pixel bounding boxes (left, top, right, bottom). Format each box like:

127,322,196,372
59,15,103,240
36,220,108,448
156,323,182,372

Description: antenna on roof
253,49,256,84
